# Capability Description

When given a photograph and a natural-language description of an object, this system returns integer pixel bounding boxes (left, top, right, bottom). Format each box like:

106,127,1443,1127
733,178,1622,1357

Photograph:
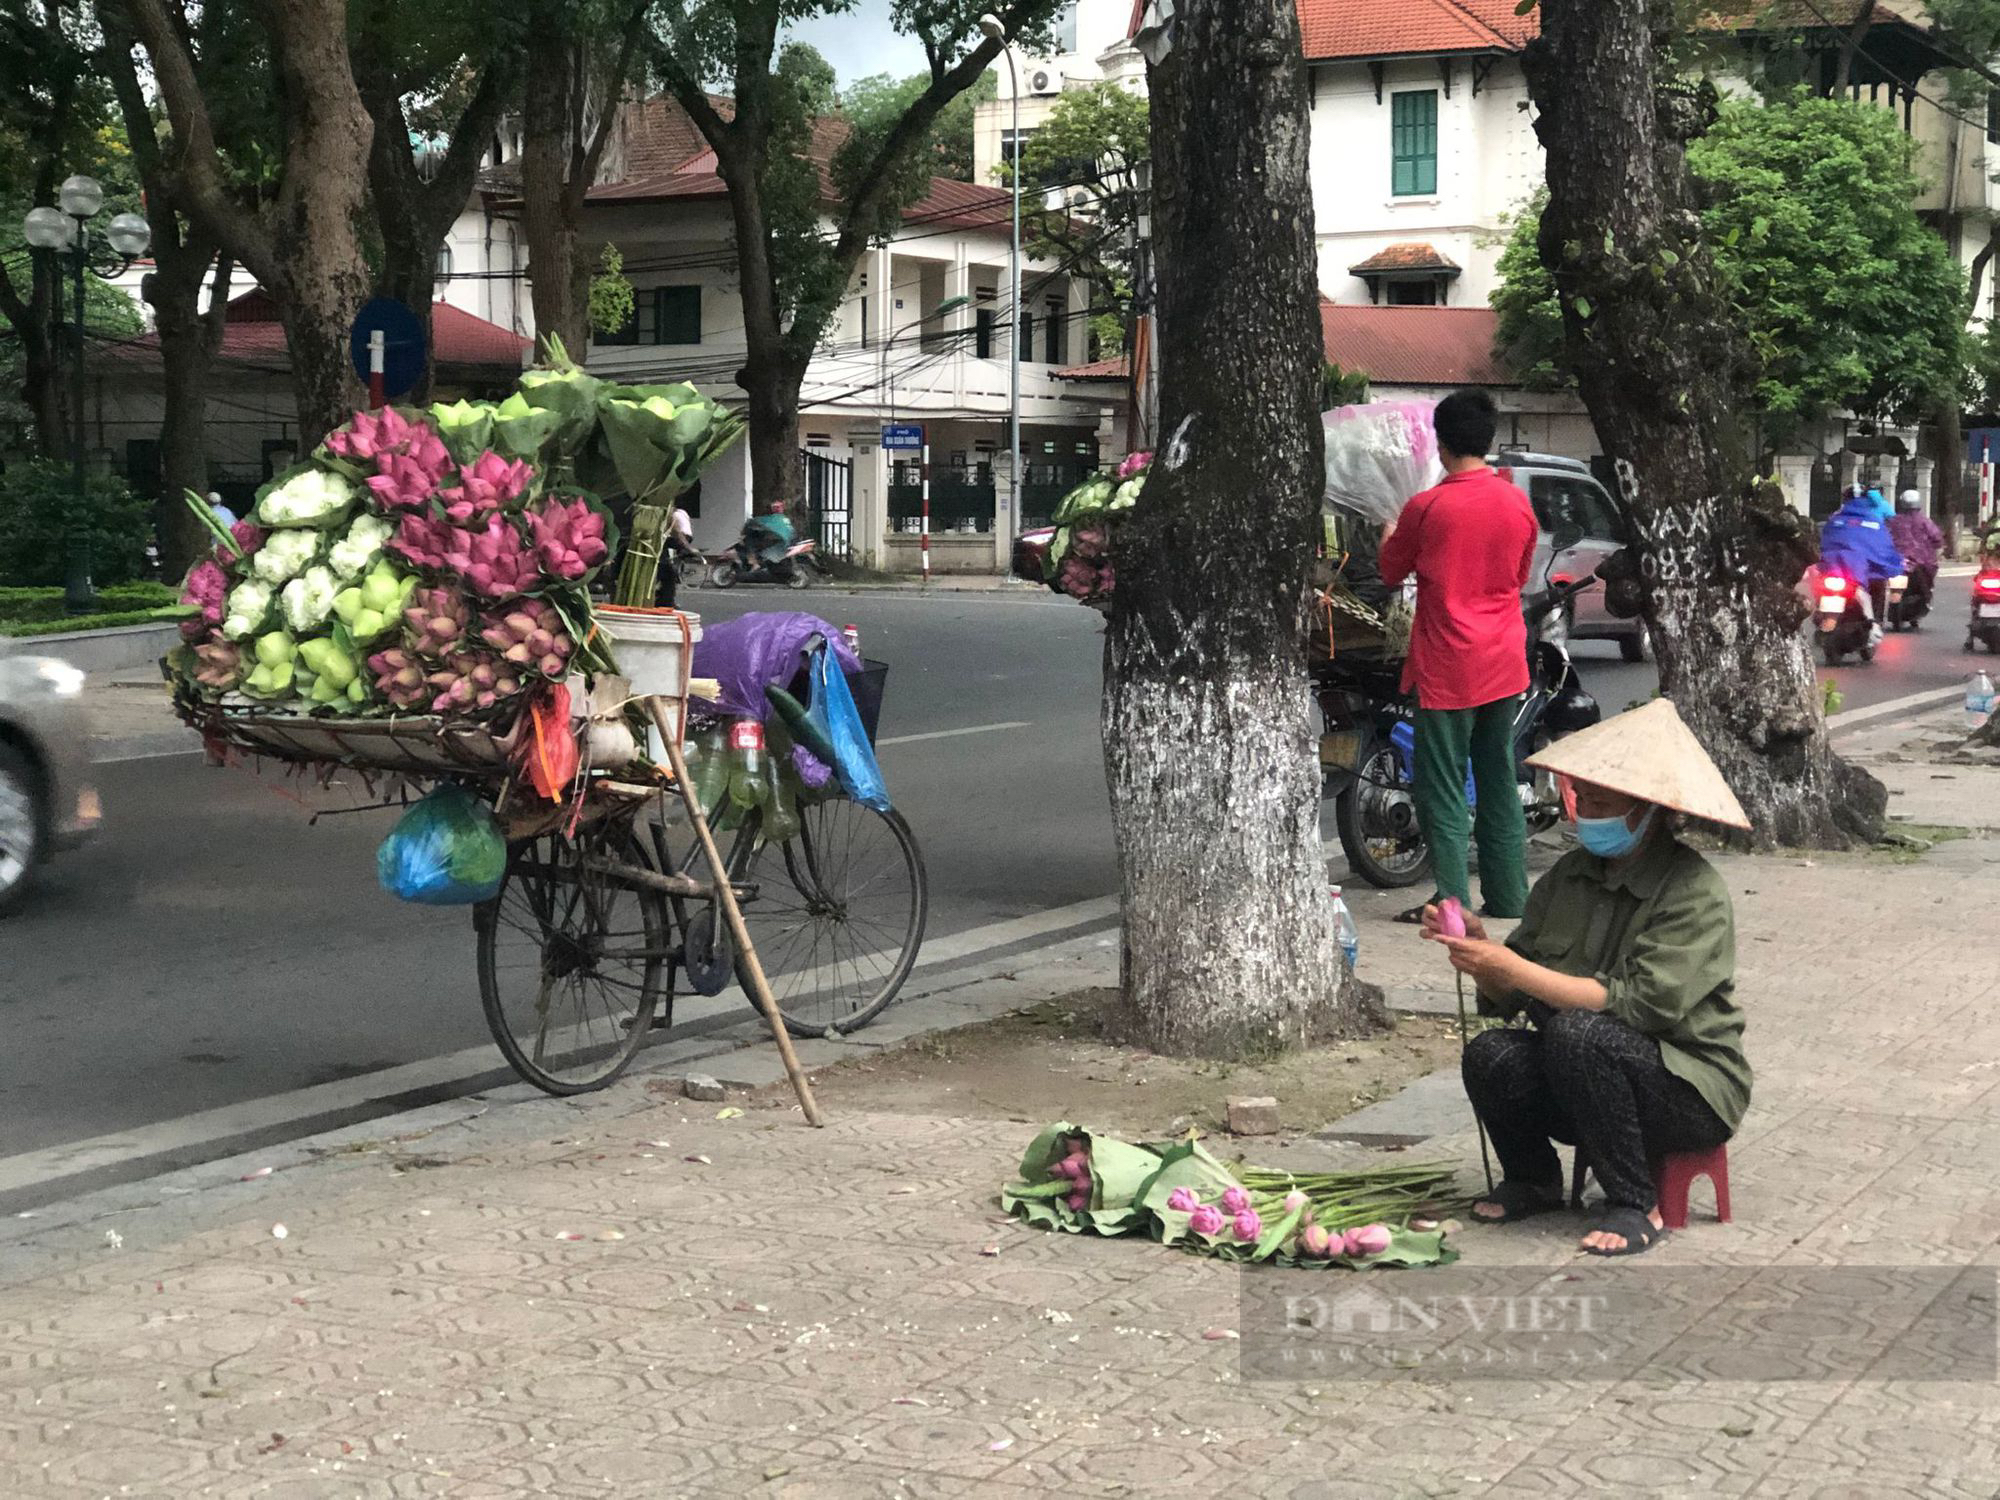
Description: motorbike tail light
1821,576,1848,593
1978,574,2000,594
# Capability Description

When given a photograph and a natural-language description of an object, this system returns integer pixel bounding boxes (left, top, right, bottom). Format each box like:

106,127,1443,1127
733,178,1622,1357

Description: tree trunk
154,251,233,576
519,26,609,360
1101,0,1371,1057
740,354,808,510
21,309,66,458
1525,0,1884,848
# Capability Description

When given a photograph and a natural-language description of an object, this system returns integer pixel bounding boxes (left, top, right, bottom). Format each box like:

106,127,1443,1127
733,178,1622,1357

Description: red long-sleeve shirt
1377,467,1538,711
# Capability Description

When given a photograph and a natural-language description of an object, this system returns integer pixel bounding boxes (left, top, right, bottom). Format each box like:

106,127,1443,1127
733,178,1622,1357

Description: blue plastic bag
809,646,891,812
377,785,508,905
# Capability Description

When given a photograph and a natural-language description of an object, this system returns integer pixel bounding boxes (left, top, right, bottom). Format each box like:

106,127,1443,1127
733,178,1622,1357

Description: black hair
1433,388,1499,461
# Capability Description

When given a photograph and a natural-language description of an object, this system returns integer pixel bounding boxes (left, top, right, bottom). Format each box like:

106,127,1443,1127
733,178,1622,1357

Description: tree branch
106,0,277,282
563,0,651,216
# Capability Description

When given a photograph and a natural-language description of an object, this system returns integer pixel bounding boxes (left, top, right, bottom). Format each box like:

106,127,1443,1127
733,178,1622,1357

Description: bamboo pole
648,696,824,1127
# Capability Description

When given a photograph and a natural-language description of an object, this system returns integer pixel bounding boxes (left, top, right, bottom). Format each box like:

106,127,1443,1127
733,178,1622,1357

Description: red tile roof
99,289,528,375
1297,0,1534,61
1056,306,1508,388
589,161,1016,233
617,95,734,179
1348,242,1461,275
1295,0,1931,61
1321,304,1506,385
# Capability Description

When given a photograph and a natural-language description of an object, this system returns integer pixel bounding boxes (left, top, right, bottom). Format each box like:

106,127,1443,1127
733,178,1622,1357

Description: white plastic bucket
596,607,702,762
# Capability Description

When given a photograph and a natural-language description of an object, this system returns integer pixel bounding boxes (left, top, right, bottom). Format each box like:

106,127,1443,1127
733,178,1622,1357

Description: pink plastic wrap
1321,400,1443,526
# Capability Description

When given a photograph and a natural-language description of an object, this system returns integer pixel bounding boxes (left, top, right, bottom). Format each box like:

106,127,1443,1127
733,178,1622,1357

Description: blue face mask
1576,806,1654,859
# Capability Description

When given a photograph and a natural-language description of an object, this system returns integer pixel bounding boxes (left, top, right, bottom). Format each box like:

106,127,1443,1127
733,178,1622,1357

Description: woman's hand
1433,935,1522,991
1419,903,1489,942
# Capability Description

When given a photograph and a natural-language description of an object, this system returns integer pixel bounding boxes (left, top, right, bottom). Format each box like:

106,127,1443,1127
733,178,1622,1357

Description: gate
799,448,853,559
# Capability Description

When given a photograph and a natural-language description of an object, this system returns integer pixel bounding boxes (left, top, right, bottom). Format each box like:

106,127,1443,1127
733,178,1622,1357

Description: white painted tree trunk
1106,0,1374,1056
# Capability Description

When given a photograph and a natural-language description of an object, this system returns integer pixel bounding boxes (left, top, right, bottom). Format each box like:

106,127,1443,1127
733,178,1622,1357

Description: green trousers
1412,697,1528,919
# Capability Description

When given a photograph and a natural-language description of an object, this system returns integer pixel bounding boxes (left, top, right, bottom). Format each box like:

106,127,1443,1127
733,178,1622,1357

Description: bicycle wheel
475,821,668,1094
728,799,927,1037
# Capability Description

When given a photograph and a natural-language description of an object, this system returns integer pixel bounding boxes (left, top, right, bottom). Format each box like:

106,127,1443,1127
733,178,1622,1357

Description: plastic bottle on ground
1968,670,1996,730
1330,885,1359,971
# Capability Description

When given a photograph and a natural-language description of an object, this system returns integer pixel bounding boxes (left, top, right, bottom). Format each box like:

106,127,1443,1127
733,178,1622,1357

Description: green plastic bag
376,786,507,905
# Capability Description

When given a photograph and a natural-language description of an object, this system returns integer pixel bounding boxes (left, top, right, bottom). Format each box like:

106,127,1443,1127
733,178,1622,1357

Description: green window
1391,90,1438,196
654,285,701,345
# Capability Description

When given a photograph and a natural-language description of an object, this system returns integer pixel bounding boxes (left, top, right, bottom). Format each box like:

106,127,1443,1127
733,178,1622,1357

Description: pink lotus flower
451,514,538,599
1165,1187,1200,1214
367,647,428,710
1342,1224,1392,1258
366,452,443,512
1057,1156,1086,1181
1221,1186,1251,1216
1116,450,1152,480
1058,556,1098,600
1298,1223,1335,1259
326,405,413,462
390,511,457,571
1232,1210,1263,1243
478,598,573,678
181,560,227,626
527,495,609,581
440,450,534,524
1069,525,1108,561
1071,1174,1092,1199
191,638,243,692
220,520,265,562
1065,1189,1088,1211
1189,1205,1225,1236
1283,1190,1308,1214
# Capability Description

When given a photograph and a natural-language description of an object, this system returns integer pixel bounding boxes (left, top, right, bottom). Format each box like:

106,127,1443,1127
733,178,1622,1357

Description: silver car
1494,451,1648,662
0,654,99,915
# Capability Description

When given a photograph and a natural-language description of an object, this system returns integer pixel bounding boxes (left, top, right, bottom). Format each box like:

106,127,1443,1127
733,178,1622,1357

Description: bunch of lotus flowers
478,598,573,679
402,585,473,659
189,639,244,694
527,495,609,581
365,646,430,711
180,560,227,639
423,650,525,715
326,406,454,513
1165,1183,1394,1257
447,513,539,599
439,451,534,524
1046,1142,1096,1212
257,467,356,529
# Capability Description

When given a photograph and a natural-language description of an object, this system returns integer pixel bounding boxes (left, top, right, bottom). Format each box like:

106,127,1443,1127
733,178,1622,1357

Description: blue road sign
350,297,427,399
881,424,924,451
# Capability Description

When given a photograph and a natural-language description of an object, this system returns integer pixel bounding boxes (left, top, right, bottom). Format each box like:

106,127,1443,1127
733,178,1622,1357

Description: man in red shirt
1377,389,1538,918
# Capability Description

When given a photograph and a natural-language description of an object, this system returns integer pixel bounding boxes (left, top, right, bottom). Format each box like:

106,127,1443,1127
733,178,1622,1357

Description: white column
1772,453,1814,517
1912,455,1937,515
991,447,1016,571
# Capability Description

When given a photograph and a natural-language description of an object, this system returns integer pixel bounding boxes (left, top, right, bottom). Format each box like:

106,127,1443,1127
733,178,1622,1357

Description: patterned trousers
1461,1009,1731,1212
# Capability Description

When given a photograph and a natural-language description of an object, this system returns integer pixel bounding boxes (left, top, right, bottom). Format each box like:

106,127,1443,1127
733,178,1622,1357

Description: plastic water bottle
1968,670,1997,730
1330,885,1359,970
841,623,861,656
727,719,769,812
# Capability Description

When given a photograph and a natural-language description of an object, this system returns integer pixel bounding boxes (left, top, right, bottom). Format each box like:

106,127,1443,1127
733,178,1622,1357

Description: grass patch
1872,821,1973,863
0,583,178,637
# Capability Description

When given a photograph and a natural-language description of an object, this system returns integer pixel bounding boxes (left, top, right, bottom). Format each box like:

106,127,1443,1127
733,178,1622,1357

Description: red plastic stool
1568,1144,1733,1229
1652,1145,1731,1231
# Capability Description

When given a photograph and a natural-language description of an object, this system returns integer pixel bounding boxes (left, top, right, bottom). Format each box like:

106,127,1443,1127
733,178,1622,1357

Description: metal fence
800,448,853,558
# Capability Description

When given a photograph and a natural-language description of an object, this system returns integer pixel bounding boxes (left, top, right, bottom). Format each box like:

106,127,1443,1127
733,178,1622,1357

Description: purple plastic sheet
691,611,862,718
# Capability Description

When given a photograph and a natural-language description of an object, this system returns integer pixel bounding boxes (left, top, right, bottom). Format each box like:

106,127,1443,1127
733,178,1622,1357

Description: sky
781,2,942,85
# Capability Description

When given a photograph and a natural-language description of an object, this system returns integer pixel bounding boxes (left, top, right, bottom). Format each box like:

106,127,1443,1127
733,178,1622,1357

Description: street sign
349,297,427,400
881,424,923,451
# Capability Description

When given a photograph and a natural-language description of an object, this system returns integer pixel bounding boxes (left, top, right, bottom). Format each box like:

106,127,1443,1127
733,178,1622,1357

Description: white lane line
92,743,202,764
1828,686,1965,733
876,720,1032,747
0,890,1125,1197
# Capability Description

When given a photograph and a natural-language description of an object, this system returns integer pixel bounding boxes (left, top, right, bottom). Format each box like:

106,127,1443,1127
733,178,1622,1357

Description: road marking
92,744,201,764
0,890,1126,1199
876,720,1031,747
1828,686,1966,733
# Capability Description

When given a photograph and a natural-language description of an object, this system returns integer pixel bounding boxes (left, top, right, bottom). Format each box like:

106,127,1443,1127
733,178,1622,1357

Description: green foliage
0,460,155,587
1008,82,1149,350
1320,361,1371,410
1492,96,1971,433
588,243,635,337
842,68,996,182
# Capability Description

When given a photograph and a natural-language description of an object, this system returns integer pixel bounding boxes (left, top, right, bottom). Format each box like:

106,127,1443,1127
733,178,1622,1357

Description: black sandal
1580,1205,1663,1257
1394,900,1437,925
1468,1179,1563,1225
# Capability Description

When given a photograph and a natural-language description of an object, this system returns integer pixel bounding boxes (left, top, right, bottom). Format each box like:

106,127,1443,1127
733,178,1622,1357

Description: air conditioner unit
1028,65,1064,95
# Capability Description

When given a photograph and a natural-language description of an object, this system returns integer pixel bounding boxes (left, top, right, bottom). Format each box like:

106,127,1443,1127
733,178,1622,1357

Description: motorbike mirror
1550,521,1585,553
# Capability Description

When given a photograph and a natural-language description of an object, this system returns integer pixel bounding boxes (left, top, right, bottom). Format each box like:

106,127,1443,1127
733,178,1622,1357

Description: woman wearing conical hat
1422,699,1752,1257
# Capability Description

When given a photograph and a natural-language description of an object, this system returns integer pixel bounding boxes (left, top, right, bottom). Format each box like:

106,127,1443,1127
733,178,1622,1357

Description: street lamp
21,175,148,612
978,13,1024,547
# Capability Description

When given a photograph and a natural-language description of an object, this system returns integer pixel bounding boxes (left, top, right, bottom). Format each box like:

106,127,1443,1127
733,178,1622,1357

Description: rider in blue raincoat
1819,487,1907,643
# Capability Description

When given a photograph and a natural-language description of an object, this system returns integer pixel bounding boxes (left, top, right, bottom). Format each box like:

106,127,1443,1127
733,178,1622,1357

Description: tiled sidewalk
3,839,1998,1497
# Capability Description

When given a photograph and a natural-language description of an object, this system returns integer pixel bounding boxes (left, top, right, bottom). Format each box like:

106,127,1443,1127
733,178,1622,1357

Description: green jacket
1490,834,1752,1132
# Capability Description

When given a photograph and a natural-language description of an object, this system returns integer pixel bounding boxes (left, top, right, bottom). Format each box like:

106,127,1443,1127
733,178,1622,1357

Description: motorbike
1968,566,2000,654
1316,535,1601,890
1885,567,1934,632
1814,570,1876,664
708,533,823,590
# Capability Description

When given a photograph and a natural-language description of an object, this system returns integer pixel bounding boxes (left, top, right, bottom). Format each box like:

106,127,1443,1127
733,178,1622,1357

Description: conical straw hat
1524,698,1751,831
